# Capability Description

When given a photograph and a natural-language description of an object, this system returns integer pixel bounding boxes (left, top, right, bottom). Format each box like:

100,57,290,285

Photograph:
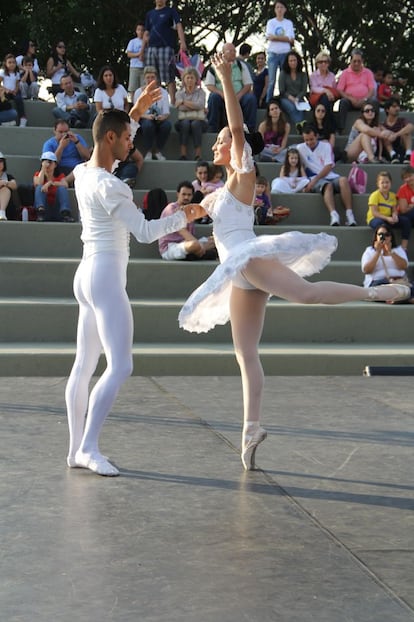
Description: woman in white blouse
94,65,128,113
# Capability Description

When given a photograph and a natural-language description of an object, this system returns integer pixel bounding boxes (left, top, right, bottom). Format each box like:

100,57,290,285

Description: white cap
40,151,57,162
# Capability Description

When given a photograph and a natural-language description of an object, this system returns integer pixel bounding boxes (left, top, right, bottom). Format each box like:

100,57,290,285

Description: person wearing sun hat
32,150,74,222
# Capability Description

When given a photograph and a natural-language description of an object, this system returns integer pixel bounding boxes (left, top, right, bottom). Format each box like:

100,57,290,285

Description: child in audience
254,176,272,224
367,171,411,250
271,147,309,193
125,22,145,101
377,70,401,105
255,175,291,224
19,56,40,100
0,54,27,126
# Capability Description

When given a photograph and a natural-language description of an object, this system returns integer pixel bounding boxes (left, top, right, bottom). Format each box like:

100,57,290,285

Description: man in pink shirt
337,49,376,133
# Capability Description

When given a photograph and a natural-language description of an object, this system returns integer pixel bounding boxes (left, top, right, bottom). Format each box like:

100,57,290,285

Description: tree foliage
0,0,413,105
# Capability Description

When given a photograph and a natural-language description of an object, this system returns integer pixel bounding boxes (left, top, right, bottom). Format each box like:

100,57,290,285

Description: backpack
348,163,368,194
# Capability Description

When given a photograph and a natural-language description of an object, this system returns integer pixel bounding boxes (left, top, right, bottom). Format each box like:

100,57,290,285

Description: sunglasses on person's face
377,232,391,237
363,108,374,113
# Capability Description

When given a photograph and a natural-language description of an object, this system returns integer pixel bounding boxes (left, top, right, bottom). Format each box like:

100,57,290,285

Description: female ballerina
178,53,410,471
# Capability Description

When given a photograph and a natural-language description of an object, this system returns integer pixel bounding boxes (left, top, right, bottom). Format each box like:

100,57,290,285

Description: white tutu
179,231,338,333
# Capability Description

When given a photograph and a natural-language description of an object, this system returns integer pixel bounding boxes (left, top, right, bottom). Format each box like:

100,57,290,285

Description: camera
379,233,386,242
64,133,70,139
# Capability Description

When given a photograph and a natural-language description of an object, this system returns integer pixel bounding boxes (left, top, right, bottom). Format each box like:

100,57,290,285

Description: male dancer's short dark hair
92,109,130,142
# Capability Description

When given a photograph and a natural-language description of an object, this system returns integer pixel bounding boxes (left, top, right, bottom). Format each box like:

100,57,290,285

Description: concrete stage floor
1,376,414,622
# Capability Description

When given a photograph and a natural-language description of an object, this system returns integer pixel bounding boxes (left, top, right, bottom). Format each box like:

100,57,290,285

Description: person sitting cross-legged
158,181,217,260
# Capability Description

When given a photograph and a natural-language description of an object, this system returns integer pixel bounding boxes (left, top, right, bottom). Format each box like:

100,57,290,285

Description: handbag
177,109,206,121
380,254,410,286
348,163,367,194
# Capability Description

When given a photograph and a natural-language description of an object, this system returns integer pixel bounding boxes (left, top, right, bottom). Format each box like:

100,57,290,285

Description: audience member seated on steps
42,119,90,180
0,85,18,126
344,103,390,163
158,181,217,260
336,48,376,134
366,171,411,251
205,42,257,133
297,124,357,226
142,187,168,220
309,51,338,127
113,145,143,188
381,98,413,164
278,50,309,126
361,223,414,302
53,74,91,128
257,97,290,162
94,65,129,113
397,166,414,225
175,67,207,161
252,51,268,109
33,151,74,222
0,152,17,221
0,54,27,126
192,160,210,202
46,40,80,97
271,147,309,193
19,56,40,100
133,65,171,161
16,39,40,76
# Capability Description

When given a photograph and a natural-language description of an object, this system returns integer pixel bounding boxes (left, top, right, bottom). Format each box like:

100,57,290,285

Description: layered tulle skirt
179,231,338,333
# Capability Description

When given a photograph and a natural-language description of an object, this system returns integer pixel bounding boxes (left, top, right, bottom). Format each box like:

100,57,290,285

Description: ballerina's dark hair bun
244,131,264,155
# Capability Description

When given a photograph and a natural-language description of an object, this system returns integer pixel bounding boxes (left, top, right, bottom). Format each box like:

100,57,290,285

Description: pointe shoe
366,284,411,303
241,426,267,471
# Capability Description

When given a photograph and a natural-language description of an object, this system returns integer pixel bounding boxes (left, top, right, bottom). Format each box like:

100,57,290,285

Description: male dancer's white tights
65,252,133,464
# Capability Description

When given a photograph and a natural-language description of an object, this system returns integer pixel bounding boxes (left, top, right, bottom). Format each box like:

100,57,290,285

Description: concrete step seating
0,103,413,376
0,222,413,376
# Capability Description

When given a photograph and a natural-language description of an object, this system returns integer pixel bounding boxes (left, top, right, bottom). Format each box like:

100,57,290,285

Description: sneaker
241,426,267,471
144,152,153,161
19,117,27,127
122,177,136,188
36,207,45,222
154,152,166,161
61,210,75,223
403,155,411,164
391,157,400,164
179,155,188,160
330,211,340,226
0,210,7,221
345,210,357,226
296,120,306,133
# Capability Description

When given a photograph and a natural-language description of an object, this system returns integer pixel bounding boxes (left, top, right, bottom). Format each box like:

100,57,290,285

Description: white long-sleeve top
74,164,186,259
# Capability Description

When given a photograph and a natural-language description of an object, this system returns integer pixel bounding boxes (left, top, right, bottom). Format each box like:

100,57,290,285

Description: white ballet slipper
74,451,120,476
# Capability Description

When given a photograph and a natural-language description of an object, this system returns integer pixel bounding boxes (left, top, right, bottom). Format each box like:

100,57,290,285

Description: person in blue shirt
42,119,90,182
144,0,187,105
